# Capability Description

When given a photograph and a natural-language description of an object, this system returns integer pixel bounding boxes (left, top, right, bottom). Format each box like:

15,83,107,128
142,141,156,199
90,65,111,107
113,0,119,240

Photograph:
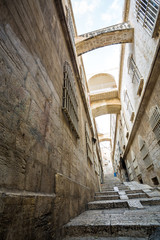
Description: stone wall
0,1,100,239
112,0,160,186
125,75,160,186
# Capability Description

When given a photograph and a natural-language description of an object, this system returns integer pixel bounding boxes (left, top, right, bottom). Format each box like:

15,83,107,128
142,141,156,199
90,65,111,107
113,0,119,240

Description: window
131,151,141,176
126,160,134,180
66,7,76,49
124,90,135,122
94,151,99,175
62,62,79,138
149,105,160,145
138,175,143,183
121,113,129,138
151,176,159,185
138,136,153,169
134,0,160,37
128,55,144,96
85,122,93,164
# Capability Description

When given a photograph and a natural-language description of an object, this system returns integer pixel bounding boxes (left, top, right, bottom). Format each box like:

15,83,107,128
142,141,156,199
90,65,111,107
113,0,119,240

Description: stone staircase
62,178,160,239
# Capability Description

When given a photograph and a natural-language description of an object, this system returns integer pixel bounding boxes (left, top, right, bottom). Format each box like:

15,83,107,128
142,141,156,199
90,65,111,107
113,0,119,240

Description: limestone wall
112,0,160,186
125,75,160,186
0,1,101,239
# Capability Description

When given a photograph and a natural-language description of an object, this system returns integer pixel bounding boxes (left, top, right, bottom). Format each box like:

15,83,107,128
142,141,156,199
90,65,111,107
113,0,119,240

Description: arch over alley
75,22,134,56
88,73,121,118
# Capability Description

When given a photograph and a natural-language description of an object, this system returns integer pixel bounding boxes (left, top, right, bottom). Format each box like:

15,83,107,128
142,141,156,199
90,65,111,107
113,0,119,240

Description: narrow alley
0,0,160,239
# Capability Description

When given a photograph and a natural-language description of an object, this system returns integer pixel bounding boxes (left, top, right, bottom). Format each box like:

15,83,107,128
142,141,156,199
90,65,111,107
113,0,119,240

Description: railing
62,62,79,138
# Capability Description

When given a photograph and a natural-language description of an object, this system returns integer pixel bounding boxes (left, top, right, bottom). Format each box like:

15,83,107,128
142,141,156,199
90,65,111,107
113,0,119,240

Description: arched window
62,61,79,138
149,105,160,145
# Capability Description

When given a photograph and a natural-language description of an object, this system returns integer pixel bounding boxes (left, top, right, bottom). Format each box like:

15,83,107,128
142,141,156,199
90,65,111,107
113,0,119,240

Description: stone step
141,198,160,206
88,198,160,210
95,191,119,196
63,207,160,238
101,188,114,191
126,190,144,194
88,199,129,210
127,193,148,199
94,195,120,201
63,237,148,239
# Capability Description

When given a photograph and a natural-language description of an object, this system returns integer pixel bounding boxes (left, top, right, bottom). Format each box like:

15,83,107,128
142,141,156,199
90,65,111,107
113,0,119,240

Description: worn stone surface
63,180,160,239
0,1,101,239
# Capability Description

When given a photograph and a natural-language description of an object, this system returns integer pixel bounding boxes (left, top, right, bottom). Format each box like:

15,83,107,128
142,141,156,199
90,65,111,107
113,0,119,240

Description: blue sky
71,0,124,83
71,0,124,134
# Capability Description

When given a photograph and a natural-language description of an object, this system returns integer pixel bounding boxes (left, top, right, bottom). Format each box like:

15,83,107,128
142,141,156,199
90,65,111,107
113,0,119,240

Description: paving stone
127,199,144,209
119,195,129,200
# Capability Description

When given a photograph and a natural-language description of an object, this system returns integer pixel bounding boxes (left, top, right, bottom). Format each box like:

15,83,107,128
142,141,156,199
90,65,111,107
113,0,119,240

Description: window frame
134,0,160,37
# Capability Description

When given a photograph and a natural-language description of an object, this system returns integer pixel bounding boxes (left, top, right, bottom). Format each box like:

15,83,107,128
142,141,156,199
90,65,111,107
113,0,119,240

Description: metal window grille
124,90,135,121
85,122,93,164
128,56,142,84
94,152,99,175
135,166,140,176
149,105,160,145
128,56,144,96
80,66,87,98
66,8,75,47
134,0,160,37
62,62,79,138
140,143,152,168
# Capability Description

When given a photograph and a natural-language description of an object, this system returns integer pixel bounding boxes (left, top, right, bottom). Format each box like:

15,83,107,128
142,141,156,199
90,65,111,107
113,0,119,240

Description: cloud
86,15,94,28
110,0,119,10
101,0,123,26
73,0,101,15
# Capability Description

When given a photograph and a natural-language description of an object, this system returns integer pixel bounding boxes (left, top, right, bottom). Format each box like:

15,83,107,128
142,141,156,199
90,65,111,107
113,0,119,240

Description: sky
71,0,124,135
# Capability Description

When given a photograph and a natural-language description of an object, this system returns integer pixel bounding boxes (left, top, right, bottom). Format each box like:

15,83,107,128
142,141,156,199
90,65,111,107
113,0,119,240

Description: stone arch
92,100,121,118
88,73,117,92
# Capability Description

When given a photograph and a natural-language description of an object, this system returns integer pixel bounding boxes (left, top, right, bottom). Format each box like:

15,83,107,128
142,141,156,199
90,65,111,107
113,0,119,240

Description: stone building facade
111,0,160,186
0,0,160,239
0,0,103,239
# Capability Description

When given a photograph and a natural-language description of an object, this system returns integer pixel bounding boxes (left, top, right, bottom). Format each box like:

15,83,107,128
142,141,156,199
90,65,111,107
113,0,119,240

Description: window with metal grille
149,105,160,145
66,7,75,48
121,113,129,138
85,122,93,164
94,151,99,175
134,0,160,37
138,136,152,168
128,56,144,96
62,61,79,138
124,90,135,122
